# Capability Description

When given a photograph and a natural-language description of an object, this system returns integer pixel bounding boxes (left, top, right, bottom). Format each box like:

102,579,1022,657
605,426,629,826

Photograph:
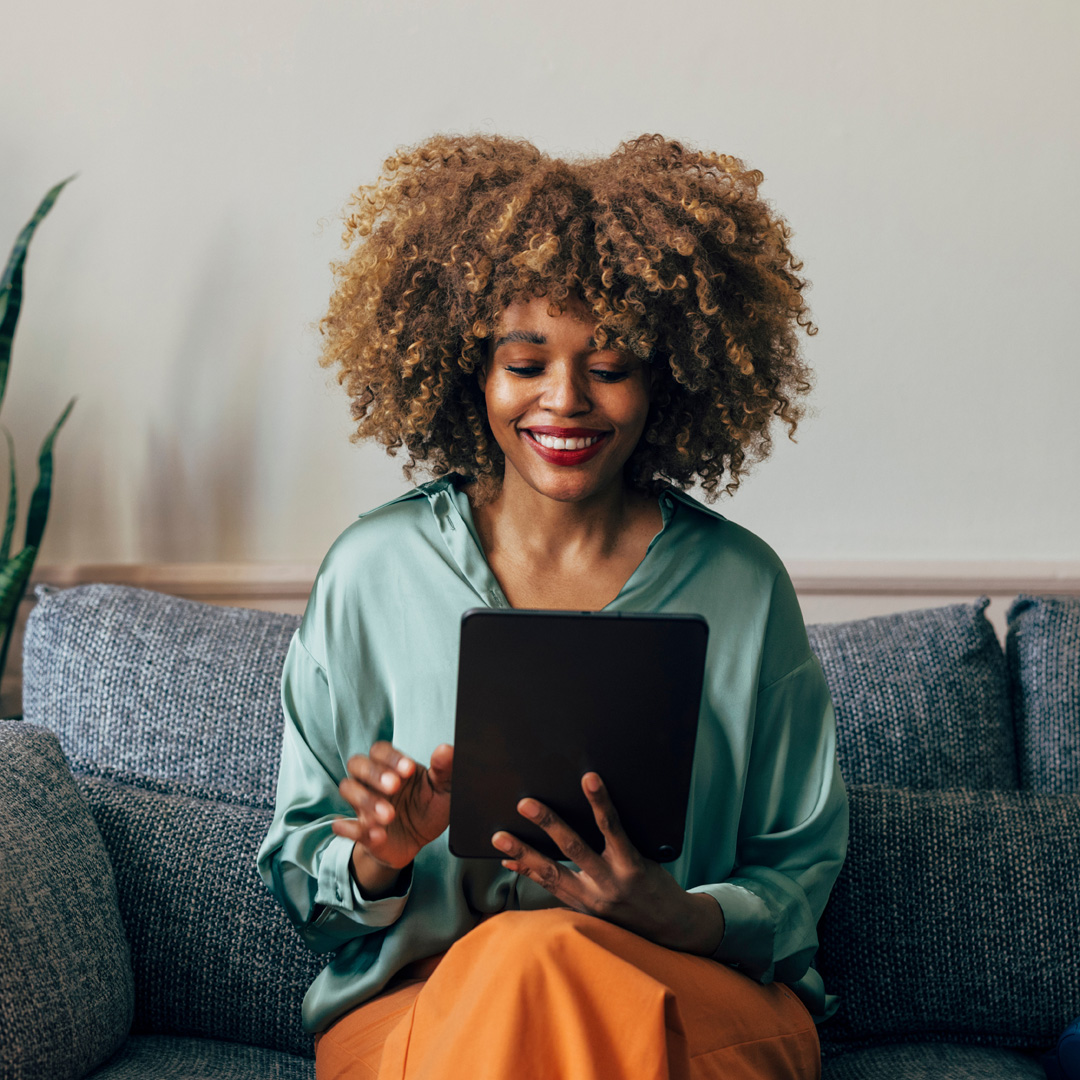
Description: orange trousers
314,909,820,1080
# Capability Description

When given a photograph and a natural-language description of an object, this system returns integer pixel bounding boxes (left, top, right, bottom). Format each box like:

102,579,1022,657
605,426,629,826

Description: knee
449,908,597,972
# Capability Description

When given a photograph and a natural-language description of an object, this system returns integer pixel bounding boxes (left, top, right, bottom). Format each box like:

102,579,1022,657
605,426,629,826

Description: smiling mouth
525,431,606,451
519,428,611,465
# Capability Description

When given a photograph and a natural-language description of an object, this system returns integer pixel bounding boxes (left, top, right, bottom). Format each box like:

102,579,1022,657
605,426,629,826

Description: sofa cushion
72,766,324,1059
820,1042,1045,1079
1007,594,1080,792
816,784,1080,1047
807,597,1017,788
86,1035,314,1080
22,583,300,802
0,722,135,1080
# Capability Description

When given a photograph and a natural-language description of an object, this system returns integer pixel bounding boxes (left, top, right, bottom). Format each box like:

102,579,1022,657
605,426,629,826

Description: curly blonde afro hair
319,132,817,500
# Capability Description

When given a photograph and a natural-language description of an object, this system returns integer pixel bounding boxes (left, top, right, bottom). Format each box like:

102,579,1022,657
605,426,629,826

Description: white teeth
530,433,601,451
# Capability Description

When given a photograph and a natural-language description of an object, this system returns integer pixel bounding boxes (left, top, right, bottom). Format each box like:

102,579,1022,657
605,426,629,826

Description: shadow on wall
139,219,269,561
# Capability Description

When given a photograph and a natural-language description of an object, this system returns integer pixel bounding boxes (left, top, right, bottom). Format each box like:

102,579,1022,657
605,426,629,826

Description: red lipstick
521,428,609,466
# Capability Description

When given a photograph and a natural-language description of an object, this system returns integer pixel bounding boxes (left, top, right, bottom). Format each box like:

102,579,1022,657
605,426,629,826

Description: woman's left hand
491,772,726,955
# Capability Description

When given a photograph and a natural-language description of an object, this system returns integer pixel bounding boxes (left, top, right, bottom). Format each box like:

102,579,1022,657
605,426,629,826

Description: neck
475,467,640,564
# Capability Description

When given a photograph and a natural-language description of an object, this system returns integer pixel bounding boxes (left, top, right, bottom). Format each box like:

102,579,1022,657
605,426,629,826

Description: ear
477,359,489,392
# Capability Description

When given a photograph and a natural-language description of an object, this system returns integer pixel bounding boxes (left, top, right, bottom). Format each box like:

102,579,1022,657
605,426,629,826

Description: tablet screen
449,609,709,863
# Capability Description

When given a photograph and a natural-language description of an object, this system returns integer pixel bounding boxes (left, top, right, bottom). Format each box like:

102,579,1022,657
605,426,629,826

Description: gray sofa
2,583,1077,1079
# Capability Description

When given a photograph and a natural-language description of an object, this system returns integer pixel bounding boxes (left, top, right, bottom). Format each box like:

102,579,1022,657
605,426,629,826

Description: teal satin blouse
256,476,849,1033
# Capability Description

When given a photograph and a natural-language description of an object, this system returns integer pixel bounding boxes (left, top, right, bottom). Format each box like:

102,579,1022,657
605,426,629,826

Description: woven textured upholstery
0,722,134,1080
1007,594,1080,792
817,784,1080,1047
806,598,1017,788
86,1035,314,1079
821,1042,1045,1079
73,767,324,1059
22,584,300,802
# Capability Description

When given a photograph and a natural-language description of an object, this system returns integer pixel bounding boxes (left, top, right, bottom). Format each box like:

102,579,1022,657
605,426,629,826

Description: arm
255,631,413,954
691,648,849,983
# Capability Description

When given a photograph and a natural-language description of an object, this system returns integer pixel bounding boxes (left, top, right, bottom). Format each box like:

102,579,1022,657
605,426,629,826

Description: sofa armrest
0,721,134,1080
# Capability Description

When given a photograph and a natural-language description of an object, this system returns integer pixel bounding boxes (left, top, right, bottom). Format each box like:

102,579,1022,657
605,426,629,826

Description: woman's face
480,295,652,504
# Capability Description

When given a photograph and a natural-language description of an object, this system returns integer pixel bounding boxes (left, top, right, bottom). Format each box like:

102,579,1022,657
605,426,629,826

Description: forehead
493,295,598,348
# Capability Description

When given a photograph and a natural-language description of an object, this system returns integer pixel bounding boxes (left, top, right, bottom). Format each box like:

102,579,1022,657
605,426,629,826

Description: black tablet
449,608,709,863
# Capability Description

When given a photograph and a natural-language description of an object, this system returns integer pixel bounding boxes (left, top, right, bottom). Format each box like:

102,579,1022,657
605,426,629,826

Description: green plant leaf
0,546,36,625
0,544,36,681
0,175,76,413
0,428,14,564
0,261,25,414
24,397,75,551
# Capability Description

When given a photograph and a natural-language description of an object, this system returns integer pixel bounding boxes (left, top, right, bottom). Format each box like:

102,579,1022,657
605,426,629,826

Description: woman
257,133,849,1080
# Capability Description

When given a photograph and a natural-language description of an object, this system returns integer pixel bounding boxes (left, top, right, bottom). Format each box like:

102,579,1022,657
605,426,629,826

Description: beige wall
2,0,1078,571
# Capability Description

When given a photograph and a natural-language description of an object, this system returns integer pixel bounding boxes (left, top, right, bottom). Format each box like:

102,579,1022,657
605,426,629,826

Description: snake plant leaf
0,175,76,412
0,546,36,626
0,543,36,681
1,428,14,564
23,396,75,551
0,261,24,413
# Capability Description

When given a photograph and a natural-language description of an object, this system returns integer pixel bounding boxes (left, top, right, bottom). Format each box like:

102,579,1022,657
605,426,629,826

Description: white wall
2,0,1077,568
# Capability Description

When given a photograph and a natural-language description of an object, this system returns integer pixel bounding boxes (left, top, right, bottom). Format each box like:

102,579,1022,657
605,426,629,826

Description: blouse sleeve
689,566,850,985
255,630,413,954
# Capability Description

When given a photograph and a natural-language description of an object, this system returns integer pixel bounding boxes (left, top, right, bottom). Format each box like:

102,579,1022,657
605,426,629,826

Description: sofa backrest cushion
816,783,1080,1047
807,597,1018,788
0,722,135,1080
22,583,300,803
1007,594,1080,792
72,764,324,1058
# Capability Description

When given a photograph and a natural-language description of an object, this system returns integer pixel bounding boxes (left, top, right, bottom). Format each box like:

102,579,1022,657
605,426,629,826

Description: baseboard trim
29,562,320,603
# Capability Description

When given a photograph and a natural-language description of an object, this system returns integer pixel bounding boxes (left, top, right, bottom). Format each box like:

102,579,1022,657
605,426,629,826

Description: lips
521,428,610,466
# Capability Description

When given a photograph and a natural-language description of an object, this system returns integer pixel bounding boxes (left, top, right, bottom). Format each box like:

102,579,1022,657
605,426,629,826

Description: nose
538,361,592,416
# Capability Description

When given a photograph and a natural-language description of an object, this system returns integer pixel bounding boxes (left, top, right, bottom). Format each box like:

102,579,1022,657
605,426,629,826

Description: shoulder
664,487,785,581
320,477,453,569
664,487,810,684
305,477,455,608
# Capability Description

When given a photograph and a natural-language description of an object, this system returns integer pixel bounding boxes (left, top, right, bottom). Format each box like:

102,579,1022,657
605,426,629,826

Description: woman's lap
315,908,819,1080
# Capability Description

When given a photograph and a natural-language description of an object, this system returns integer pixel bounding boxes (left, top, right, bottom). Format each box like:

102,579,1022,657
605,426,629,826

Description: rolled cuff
314,835,411,928
689,881,775,981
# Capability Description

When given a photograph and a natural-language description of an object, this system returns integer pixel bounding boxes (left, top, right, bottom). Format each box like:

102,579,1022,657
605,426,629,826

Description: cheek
483,374,526,428
617,381,652,432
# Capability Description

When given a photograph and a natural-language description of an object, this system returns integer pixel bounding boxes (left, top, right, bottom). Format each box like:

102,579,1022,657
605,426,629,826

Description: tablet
449,608,709,863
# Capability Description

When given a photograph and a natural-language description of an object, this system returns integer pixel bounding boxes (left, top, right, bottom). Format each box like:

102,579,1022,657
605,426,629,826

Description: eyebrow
492,329,599,351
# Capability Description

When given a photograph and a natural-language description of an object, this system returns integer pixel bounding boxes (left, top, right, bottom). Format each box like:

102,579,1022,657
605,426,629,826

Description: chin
516,465,618,504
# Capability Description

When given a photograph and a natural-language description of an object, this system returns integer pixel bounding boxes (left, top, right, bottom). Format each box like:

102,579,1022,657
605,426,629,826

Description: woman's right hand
332,741,454,894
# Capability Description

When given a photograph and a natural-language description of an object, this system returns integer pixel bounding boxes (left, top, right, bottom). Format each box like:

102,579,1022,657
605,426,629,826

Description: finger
581,773,635,864
516,797,605,875
369,741,416,779
491,830,576,902
331,815,387,848
345,753,405,796
339,777,396,824
427,744,454,791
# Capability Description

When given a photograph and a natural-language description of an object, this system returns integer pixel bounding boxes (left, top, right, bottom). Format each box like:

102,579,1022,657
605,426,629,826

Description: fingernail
492,833,513,852
585,773,601,793
381,773,396,792
519,799,539,819
375,802,392,822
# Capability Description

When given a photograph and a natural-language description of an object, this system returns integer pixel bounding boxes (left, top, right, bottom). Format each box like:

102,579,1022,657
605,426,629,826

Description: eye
505,364,543,377
592,369,630,383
